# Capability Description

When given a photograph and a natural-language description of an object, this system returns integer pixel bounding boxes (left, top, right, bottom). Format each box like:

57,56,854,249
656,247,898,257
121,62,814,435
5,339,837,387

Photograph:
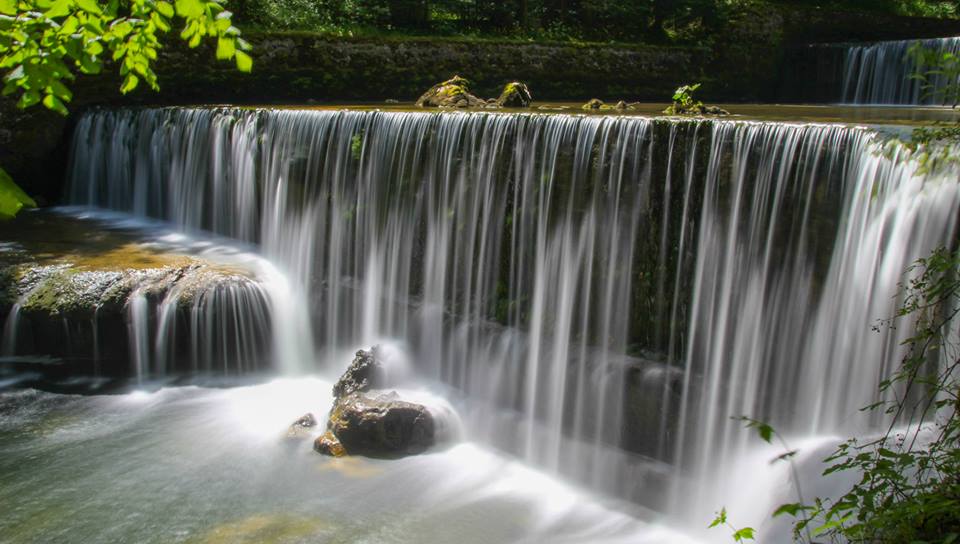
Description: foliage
0,166,36,219
884,41,960,172
793,247,960,543
729,247,960,543
672,83,702,109
228,0,960,43
0,0,251,114
907,41,960,107
896,124,960,174
709,507,757,543
770,0,960,18
662,82,729,115
231,0,726,44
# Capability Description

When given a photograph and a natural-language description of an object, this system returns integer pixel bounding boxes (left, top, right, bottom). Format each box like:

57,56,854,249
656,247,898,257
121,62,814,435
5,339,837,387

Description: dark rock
320,391,435,459
415,75,486,108
703,105,731,116
495,81,533,108
332,348,386,399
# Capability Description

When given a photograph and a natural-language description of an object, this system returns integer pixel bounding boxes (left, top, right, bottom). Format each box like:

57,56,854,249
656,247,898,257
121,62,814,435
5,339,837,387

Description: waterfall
816,36,960,104
66,108,960,519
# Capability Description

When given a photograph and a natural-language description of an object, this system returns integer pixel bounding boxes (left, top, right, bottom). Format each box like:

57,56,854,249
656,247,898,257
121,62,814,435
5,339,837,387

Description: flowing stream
1,107,957,542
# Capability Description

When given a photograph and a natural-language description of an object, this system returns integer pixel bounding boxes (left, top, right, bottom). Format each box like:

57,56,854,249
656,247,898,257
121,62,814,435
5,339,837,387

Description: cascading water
66,107,959,536
799,36,960,104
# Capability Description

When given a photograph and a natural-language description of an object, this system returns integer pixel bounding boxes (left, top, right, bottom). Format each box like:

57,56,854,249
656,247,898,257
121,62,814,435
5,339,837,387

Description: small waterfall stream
842,36,960,104
791,36,960,104
65,107,960,530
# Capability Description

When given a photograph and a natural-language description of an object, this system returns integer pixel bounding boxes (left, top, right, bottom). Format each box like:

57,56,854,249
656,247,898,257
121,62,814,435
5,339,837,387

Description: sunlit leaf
215,35,234,60
42,92,68,115
235,49,251,72
45,0,73,18
120,72,138,93
155,0,174,18
174,0,204,18
0,166,36,219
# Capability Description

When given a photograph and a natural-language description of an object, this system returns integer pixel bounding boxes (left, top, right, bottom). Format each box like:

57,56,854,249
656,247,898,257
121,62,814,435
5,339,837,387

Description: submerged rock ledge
0,210,272,378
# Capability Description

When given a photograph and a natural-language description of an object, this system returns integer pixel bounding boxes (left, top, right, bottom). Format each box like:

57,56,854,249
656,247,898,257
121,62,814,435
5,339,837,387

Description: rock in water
314,430,346,457
495,81,532,108
286,412,318,439
415,75,486,108
582,98,605,110
317,392,435,459
314,346,439,459
332,348,386,399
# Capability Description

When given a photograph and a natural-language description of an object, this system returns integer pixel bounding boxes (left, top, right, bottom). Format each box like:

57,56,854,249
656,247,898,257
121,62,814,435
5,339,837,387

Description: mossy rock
0,211,270,376
662,103,730,116
415,75,487,108
495,81,533,108
582,98,608,110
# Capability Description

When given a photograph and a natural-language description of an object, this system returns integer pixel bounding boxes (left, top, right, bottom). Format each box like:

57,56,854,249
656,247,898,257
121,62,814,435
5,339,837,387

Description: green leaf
0,0,15,16
215,36,234,60
732,527,755,542
75,0,101,14
0,167,37,220
234,50,251,72
120,73,138,93
174,0,204,18
736,417,775,444
45,0,73,18
42,93,69,115
708,507,727,528
770,450,798,464
155,0,174,18
78,55,101,74
772,503,806,518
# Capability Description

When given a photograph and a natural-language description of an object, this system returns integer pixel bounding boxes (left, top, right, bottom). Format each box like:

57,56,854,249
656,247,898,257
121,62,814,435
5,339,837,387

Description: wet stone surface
0,210,271,378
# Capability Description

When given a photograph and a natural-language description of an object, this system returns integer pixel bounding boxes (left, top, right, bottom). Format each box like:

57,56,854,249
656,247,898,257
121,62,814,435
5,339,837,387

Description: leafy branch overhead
0,0,252,114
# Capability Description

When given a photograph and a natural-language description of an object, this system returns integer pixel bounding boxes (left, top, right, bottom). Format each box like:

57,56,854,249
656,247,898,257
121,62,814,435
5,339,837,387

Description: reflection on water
0,378,703,544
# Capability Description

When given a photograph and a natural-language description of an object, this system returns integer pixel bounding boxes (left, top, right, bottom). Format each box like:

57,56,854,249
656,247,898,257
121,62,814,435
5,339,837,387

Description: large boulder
495,81,533,108
332,348,386,399
313,346,441,459
314,391,435,459
415,75,487,108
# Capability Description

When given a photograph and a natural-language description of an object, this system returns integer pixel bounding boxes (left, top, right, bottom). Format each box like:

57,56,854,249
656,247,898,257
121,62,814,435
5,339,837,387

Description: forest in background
231,0,960,43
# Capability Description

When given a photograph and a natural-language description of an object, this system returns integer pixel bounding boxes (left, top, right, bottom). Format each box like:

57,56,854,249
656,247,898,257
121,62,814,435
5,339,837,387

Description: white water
0,379,700,543
61,108,960,539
